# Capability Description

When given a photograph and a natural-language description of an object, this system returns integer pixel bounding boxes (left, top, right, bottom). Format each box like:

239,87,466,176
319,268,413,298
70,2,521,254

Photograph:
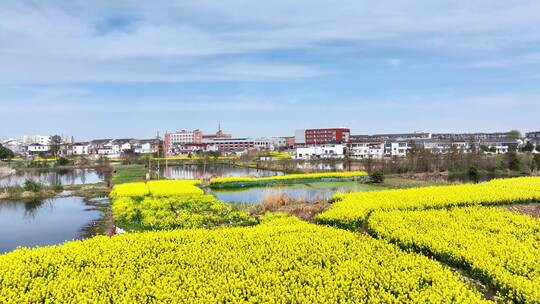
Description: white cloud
1,1,540,84
384,58,401,66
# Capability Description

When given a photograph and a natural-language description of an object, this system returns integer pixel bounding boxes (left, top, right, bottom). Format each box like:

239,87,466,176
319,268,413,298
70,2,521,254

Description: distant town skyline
1,1,540,139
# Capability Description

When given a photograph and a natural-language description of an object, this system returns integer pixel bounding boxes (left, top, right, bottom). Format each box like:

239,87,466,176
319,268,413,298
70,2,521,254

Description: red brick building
305,128,350,145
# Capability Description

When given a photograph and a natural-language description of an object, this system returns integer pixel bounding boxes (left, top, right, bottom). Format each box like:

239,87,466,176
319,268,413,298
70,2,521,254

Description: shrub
369,171,384,183
56,157,70,166
52,184,64,193
23,180,42,192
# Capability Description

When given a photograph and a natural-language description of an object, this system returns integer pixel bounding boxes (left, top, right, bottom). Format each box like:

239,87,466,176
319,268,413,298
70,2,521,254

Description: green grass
112,165,147,185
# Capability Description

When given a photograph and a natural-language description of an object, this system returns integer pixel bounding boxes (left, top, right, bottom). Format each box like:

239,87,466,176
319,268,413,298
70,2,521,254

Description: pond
0,197,103,254
210,181,384,204
0,169,104,187
160,164,282,180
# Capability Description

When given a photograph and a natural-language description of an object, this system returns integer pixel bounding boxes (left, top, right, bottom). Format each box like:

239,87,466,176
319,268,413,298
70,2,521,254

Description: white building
23,135,51,146
296,144,345,159
384,141,408,157
133,140,158,154
27,143,50,154
72,143,91,156
254,138,274,150
348,142,384,159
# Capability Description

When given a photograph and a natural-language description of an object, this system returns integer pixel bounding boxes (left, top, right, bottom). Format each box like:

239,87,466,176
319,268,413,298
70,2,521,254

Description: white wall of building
296,144,345,159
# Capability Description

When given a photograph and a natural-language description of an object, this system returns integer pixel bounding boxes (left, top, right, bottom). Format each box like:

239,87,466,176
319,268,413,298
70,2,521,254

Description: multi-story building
164,129,203,154
480,138,520,154
347,140,384,159
384,141,409,157
432,132,511,141
351,132,431,142
27,143,50,154
207,138,273,152
72,142,91,156
22,135,51,146
296,128,350,145
296,144,346,160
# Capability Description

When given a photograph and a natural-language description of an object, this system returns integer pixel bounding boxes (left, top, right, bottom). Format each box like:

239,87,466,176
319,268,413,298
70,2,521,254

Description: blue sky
1,1,539,140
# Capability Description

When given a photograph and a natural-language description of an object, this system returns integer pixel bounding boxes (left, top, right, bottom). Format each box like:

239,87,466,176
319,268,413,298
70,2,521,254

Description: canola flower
0,216,489,303
147,180,203,196
109,182,149,198
109,180,252,231
110,180,203,198
316,176,540,229
112,195,256,231
209,171,369,188
368,207,540,304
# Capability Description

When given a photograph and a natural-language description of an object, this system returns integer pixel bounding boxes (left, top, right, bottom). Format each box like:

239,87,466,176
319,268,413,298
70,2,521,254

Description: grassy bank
112,165,147,185
0,182,110,201
209,171,369,189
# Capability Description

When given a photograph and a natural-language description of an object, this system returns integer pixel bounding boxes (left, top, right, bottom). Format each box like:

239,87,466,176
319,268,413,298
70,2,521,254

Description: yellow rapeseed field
0,216,488,303
110,180,203,198
368,207,540,304
317,176,540,229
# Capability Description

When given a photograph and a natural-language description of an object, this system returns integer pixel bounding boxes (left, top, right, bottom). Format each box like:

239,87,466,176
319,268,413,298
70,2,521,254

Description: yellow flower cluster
109,180,251,231
0,216,488,303
317,177,540,229
109,182,149,198
209,171,369,188
112,195,256,231
368,207,540,303
110,180,203,198
147,180,203,196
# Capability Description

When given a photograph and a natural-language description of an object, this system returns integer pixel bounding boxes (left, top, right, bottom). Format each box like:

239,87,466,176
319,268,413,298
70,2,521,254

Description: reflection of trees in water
0,169,102,187
0,199,51,219
23,199,51,219
161,164,280,180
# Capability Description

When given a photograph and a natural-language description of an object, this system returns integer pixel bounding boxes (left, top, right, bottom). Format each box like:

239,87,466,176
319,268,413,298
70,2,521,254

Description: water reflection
211,182,383,204
160,164,282,180
0,169,104,187
0,197,102,254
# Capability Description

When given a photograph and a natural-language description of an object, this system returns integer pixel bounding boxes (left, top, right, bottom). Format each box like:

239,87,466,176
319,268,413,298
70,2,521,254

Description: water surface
211,181,383,204
0,169,103,187
0,197,102,254
160,164,282,180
